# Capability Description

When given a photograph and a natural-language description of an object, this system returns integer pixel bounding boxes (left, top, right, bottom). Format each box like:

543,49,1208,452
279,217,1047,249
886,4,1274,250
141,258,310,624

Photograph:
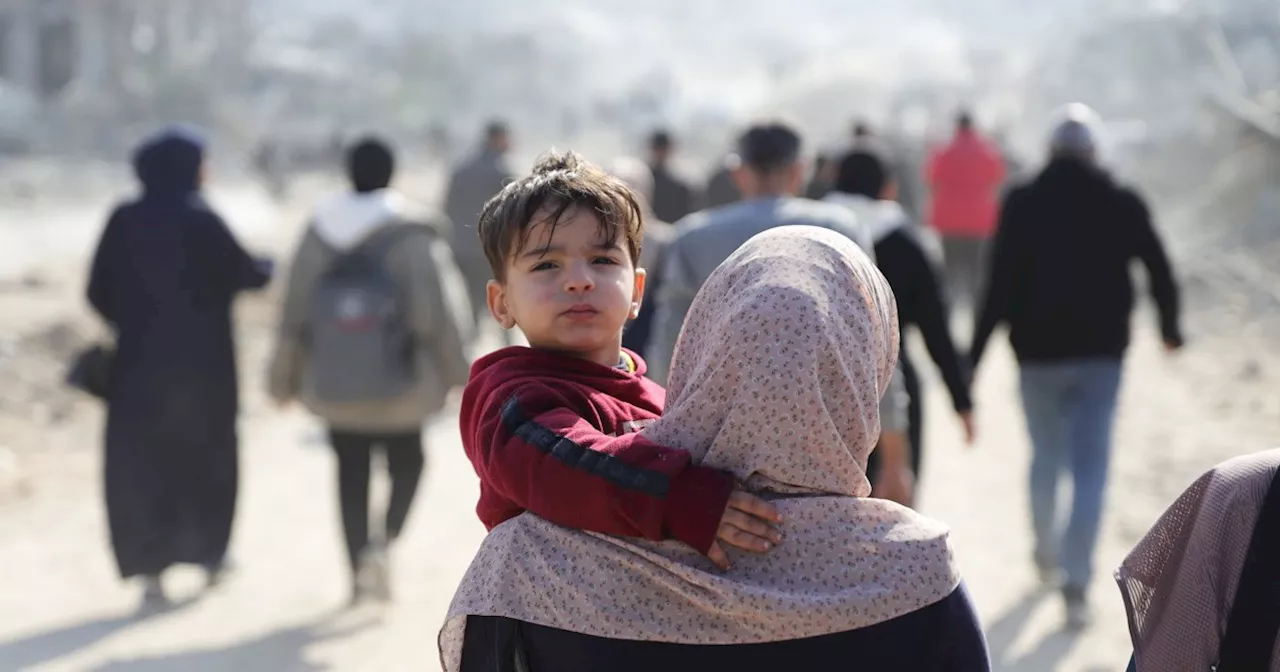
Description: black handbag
65,344,114,400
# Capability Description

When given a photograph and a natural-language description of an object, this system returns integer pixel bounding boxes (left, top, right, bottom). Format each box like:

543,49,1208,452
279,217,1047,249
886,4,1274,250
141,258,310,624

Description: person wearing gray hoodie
268,137,471,603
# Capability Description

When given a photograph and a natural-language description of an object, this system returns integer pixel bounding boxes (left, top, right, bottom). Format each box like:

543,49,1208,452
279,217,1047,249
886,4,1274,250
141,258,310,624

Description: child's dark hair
478,150,644,280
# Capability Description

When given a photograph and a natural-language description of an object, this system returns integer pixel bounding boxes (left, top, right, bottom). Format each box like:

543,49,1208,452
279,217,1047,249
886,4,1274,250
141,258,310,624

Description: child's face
487,206,645,367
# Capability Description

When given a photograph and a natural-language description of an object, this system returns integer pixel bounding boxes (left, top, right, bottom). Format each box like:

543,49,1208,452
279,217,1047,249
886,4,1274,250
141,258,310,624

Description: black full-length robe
88,129,271,579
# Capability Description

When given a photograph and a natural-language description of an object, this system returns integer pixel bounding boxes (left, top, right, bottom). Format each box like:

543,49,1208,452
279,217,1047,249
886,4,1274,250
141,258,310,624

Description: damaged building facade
0,0,251,99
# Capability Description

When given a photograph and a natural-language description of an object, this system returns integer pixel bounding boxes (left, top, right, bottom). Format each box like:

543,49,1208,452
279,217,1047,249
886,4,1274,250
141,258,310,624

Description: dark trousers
461,583,989,671
328,430,425,572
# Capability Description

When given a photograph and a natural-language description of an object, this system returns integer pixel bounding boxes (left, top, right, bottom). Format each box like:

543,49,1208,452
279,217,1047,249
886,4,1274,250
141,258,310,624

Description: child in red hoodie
460,150,781,568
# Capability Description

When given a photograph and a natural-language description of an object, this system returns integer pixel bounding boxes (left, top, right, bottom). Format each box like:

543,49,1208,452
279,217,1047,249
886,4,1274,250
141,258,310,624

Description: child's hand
706,489,783,570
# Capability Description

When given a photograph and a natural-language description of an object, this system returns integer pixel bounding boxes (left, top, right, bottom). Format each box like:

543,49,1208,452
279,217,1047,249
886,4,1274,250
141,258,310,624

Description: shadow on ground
0,595,200,670
86,612,376,672
986,588,1085,672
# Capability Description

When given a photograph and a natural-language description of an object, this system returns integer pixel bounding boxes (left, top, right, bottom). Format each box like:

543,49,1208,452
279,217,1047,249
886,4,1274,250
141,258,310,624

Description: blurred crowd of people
74,100,1280,671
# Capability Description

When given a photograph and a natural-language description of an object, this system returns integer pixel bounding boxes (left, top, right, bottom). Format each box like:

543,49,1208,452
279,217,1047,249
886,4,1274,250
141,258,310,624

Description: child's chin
550,333,620,354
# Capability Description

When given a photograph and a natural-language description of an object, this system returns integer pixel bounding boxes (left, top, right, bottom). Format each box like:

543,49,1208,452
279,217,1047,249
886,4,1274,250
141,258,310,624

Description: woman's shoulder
851,498,955,546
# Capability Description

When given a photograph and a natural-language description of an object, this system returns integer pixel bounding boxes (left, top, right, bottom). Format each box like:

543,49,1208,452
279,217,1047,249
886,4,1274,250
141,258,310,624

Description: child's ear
487,279,517,329
629,268,647,320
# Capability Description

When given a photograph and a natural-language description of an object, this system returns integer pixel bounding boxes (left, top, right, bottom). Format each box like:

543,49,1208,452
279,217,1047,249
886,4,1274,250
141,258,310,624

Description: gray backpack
306,226,417,403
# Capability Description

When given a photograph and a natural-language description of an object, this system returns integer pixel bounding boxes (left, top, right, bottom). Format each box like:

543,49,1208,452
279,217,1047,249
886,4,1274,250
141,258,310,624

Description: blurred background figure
926,110,1006,310
803,153,835,200
252,137,288,201
445,120,515,342
88,126,273,609
647,129,699,224
851,119,876,151
970,113,1183,630
649,120,914,505
609,155,675,361
267,137,471,605
649,120,870,383
825,149,975,484
703,152,742,209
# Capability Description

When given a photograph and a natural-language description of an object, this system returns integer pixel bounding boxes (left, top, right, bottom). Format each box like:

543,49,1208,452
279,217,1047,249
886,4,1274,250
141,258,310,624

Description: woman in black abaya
88,127,271,606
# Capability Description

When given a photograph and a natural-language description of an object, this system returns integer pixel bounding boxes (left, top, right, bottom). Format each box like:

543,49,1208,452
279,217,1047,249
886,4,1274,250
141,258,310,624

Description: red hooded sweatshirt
459,346,735,554
926,129,1006,238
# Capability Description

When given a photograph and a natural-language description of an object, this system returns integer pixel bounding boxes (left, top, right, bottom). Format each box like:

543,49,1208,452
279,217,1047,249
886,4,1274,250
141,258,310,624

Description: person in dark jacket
824,150,975,481
647,129,699,224
88,126,272,608
970,116,1183,628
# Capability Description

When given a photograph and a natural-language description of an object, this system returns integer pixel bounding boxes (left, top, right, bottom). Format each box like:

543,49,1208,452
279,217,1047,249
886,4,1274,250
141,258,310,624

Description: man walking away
269,137,472,604
648,129,699,224
651,122,873,381
969,116,1183,628
651,121,914,506
445,120,515,339
926,110,1005,309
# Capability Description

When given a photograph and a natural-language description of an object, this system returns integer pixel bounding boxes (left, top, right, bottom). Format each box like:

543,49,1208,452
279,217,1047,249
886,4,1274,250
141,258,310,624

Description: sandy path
0,179,1276,671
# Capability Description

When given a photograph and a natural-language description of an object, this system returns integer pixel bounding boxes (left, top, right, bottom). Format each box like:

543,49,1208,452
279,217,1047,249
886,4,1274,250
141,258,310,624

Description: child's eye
531,261,558,272
592,256,619,266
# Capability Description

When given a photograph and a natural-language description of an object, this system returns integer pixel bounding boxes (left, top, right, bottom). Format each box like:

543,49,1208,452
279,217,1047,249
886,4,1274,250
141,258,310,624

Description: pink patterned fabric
440,226,960,670
1117,448,1280,670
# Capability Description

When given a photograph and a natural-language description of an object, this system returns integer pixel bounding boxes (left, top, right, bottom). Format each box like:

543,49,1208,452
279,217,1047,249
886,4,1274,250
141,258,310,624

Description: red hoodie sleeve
468,382,734,554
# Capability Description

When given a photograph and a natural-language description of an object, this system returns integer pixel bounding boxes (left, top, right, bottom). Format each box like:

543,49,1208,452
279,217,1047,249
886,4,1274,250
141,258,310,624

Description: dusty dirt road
0,179,1275,671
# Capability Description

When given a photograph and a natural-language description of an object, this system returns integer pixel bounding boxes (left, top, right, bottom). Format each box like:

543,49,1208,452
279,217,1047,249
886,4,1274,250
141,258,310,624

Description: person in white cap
969,109,1184,628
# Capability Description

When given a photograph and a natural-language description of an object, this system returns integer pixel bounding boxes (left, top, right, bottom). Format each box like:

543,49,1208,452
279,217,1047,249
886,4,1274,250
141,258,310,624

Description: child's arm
467,382,736,554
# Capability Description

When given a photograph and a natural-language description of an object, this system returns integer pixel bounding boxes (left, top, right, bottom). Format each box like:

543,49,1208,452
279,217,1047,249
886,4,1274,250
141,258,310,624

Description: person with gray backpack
268,137,471,604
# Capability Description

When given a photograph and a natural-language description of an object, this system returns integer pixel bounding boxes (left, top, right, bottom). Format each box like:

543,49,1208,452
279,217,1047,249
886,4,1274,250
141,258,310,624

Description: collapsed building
0,0,252,153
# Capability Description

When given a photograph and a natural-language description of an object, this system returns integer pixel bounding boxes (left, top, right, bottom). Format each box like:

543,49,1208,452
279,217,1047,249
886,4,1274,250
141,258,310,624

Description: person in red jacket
461,149,782,570
926,110,1006,307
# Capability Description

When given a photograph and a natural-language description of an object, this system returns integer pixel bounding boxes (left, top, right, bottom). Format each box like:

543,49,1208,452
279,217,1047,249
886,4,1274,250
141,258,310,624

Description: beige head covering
1116,448,1280,670
440,226,960,670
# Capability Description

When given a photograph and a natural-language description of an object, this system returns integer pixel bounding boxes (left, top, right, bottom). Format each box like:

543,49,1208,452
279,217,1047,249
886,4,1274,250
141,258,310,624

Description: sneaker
355,542,392,603
1063,586,1092,630
1034,555,1064,588
1036,563,1064,589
